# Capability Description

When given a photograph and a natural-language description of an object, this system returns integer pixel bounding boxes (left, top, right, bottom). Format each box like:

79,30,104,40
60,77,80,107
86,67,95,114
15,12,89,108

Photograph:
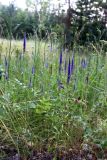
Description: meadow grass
0,38,49,56
0,38,107,159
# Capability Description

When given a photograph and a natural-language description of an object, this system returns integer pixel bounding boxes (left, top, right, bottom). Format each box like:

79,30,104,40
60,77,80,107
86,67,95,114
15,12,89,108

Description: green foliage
0,37,107,159
0,0,107,158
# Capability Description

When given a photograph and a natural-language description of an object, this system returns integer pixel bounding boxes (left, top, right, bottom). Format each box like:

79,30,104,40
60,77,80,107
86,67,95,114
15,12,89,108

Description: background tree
75,0,106,44
0,0,106,45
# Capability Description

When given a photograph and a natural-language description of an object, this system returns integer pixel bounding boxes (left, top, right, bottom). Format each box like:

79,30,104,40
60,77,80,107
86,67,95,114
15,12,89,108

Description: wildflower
67,57,71,84
71,55,74,75
59,51,62,74
32,66,35,75
67,54,74,84
59,51,62,65
45,62,48,68
23,33,26,52
81,58,87,68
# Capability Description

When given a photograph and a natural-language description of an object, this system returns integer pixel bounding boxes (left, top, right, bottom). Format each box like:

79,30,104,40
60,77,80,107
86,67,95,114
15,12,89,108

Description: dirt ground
1,144,107,160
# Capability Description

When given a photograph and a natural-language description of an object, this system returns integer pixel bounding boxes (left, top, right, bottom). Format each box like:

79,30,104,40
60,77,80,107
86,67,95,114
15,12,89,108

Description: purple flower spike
59,51,62,65
81,58,87,68
59,51,63,74
23,33,26,52
45,62,48,68
67,58,71,84
71,55,74,75
32,66,35,75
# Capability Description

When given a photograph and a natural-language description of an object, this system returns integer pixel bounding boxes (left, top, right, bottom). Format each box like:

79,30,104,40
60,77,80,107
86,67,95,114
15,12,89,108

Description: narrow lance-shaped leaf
57,79,64,90
5,71,8,80
64,59,67,74
23,33,26,52
4,57,9,80
59,51,63,74
5,56,8,68
28,77,32,88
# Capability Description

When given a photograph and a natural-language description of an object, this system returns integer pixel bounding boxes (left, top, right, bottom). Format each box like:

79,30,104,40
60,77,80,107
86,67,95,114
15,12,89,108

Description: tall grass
0,37,107,159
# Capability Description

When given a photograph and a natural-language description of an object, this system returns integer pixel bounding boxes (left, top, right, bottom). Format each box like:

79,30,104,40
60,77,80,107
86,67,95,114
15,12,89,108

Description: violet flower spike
45,62,48,68
59,51,62,65
81,58,87,68
59,51,62,74
23,33,26,52
67,58,71,84
32,66,35,75
71,55,74,75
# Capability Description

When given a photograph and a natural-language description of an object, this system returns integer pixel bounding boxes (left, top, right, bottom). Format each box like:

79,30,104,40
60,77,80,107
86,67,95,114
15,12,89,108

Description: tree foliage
0,0,106,44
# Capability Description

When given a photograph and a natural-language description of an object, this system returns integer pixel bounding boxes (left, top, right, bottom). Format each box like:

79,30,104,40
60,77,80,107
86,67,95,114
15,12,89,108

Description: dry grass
0,38,50,57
